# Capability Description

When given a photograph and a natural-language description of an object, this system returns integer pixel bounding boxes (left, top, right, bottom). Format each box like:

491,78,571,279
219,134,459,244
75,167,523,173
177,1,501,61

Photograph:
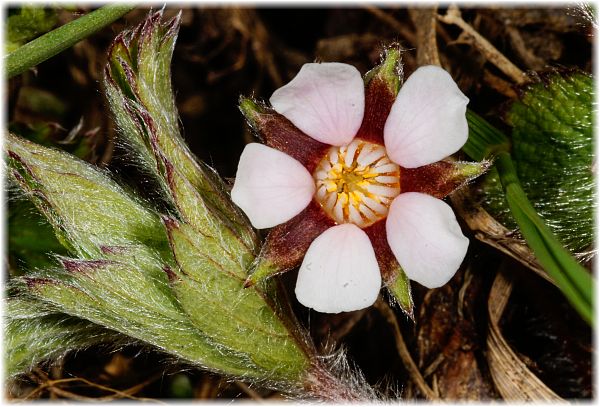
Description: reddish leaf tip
61,259,112,273
163,265,178,282
24,277,54,289
243,277,254,288
161,215,179,230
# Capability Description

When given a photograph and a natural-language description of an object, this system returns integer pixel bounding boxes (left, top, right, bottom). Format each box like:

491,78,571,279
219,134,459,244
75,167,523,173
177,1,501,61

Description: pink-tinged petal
384,65,469,168
295,224,381,313
270,63,365,146
386,192,469,288
231,143,315,229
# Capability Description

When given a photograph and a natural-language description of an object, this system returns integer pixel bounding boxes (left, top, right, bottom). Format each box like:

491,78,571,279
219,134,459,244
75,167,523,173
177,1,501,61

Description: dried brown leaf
486,270,563,401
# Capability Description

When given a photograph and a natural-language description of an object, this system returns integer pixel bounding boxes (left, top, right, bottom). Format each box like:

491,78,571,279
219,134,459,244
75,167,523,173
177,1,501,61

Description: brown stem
438,5,529,84
409,7,441,67
375,299,439,400
363,5,417,45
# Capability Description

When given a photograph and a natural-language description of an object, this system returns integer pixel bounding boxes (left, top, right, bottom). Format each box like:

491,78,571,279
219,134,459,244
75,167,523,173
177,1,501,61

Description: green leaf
163,160,255,270
508,72,594,252
165,220,309,383
101,14,312,382
479,73,594,252
103,11,257,252
6,133,170,260
6,6,58,53
5,297,127,378
19,257,270,379
5,12,316,389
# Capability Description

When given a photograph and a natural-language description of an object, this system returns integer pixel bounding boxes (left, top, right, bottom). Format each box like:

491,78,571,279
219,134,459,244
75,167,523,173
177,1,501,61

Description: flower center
313,139,401,228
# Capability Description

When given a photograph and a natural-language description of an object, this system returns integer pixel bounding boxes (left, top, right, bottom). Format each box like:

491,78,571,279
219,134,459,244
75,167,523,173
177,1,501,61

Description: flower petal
383,65,469,168
270,63,364,146
385,192,469,288
231,143,315,229
295,224,381,313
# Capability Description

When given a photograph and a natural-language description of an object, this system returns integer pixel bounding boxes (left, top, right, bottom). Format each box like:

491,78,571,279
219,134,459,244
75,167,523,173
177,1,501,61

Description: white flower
232,60,473,313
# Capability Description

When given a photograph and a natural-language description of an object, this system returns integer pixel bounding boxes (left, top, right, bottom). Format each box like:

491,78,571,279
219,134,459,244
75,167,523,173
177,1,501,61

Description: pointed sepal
387,269,414,320
364,45,402,95
363,220,414,318
401,159,492,199
356,46,403,145
239,96,329,173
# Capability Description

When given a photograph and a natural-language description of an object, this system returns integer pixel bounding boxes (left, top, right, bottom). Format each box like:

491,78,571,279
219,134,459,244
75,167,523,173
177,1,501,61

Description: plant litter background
5,5,593,401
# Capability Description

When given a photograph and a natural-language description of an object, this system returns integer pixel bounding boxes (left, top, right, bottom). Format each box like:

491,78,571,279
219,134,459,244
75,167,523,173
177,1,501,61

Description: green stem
463,110,511,160
5,5,135,78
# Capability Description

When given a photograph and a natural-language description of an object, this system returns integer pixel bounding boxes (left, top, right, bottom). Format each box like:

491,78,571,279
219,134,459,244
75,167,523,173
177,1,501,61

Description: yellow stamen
313,139,401,228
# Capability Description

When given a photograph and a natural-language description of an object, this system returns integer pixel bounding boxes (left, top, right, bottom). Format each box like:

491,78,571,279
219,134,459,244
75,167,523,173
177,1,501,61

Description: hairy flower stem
303,361,378,402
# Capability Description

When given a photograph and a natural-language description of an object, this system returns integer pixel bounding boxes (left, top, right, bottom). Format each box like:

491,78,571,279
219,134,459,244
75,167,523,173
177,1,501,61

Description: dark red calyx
401,159,491,199
239,97,330,173
244,200,334,286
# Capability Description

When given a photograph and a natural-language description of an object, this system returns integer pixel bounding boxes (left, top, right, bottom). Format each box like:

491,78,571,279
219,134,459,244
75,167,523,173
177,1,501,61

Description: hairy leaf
482,72,594,252
5,12,315,390
165,219,309,383
103,10,256,251
19,256,275,379
5,297,127,378
6,132,170,260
